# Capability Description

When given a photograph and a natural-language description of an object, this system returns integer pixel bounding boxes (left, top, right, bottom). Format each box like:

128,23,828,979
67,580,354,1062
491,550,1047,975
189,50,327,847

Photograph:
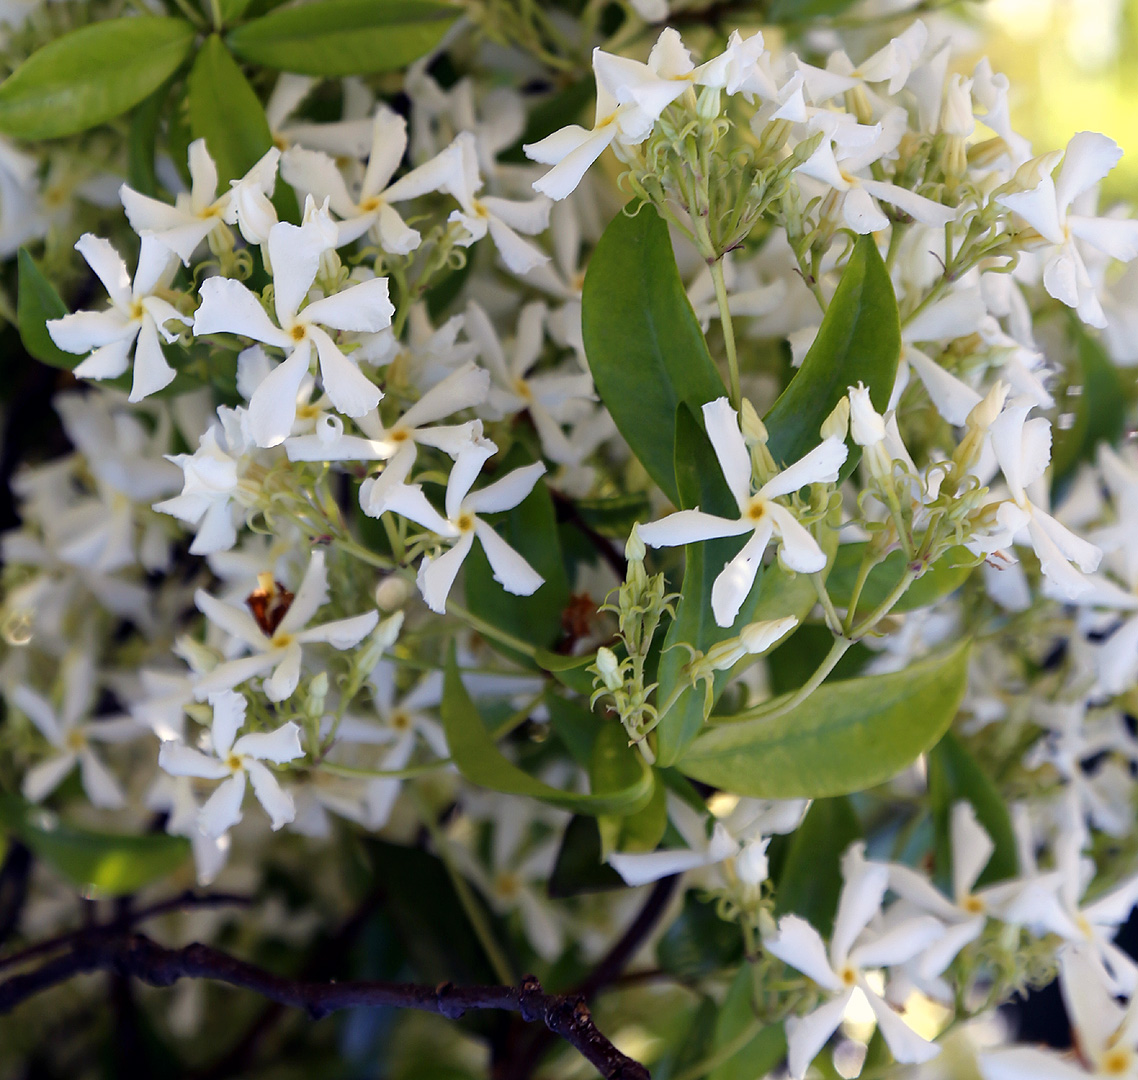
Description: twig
0,932,650,1080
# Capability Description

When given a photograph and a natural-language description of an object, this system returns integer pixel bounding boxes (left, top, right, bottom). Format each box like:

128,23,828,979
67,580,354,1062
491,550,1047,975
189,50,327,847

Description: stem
710,258,742,410
811,572,843,636
411,787,516,987
446,602,538,659
672,1015,766,1080
730,636,853,723
843,549,883,636
849,567,919,639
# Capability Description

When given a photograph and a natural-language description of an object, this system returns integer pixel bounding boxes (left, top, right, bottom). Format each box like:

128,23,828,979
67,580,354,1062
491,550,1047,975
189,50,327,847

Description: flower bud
740,399,769,444
820,397,850,442
625,525,646,564
696,85,722,121
739,615,798,656
939,74,975,138
967,380,1010,432
595,647,623,692
848,383,886,447
375,576,412,611
734,837,771,886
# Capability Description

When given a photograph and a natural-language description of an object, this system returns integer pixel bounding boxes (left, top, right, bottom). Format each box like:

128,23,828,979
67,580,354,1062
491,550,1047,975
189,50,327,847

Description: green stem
446,602,538,659
731,636,853,723
319,760,449,781
672,1015,766,1080
710,258,742,411
811,572,843,636
849,567,918,639
411,787,516,986
842,550,883,636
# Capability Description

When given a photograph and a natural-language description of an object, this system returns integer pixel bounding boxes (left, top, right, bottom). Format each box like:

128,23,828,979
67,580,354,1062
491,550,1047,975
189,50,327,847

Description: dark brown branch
0,890,251,975
0,932,650,1080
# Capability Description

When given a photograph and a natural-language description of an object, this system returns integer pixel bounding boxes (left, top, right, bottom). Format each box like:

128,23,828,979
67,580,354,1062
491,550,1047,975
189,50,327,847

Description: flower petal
295,610,380,649
232,721,303,764
198,773,246,838
245,759,296,830
638,509,751,548
129,316,176,402
702,397,753,508
158,742,230,779
264,641,303,702
194,589,269,650
193,276,291,347
310,327,382,418
208,689,246,757
417,532,475,613
464,462,546,515
711,524,772,628
474,520,544,596
303,277,394,333
764,913,843,991
277,549,328,635
22,753,78,803
785,993,853,1080
1054,131,1123,214
761,436,849,498
74,233,132,309
247,341,312,448
78,748,126,808
863,986,939,1064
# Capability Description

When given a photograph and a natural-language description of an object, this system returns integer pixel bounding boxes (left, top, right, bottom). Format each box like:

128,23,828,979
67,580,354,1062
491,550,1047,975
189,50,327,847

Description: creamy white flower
146,773,231,886
265,73,375,158
47,233,190,401
638,397,846,627
281,105,456,252
191,549,379,702
997,132,1138,328
765,844,944,1078
9,651,141,809
120,139,280,264
158,690,303,837
193,207,392,447
987,399,1102,598
441,132,550,273
382,436,546,613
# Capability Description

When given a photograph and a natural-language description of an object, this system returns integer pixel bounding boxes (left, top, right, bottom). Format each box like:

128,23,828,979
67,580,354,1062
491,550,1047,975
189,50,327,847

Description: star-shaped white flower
158,690,303,837
192,549,379,702
47,233,190,401
120,139,279,264
765,844,944,1079
383,436,546,613
638,397,847,627
193,205,392,447
997,132,1138,328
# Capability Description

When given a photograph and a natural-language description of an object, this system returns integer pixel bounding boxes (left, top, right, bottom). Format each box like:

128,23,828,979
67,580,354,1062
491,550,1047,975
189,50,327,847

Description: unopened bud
847,383,886,447
696,85,722,121
375,576,412,611
595,647,623,692
740,399,768,444
307,672,329,717
625,525,646,564
967,380,1010,431
820,398,850,442
739,615,798,656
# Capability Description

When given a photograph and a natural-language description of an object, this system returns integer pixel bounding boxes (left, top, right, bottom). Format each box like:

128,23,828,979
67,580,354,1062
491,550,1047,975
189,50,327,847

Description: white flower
795,109,957,234
46,233,190,401
191,549,380,702
383,436,546,613
637,397,846,627
442,132,551,273
997,132,1138,328
765,844,944,1079
265,73,375,158
987,399,1102,599
9,651,141,809
146,773,230,885
120,139,280,264
282,105,457,252
465,299,595,465
524,28,727,201
155,406,257,555
192,206,392,447
979,946,1136,1080
158,690,303,837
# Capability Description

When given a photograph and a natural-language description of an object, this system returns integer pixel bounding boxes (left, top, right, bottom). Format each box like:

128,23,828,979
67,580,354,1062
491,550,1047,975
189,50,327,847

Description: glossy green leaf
709,966,788,1080
1052,322,1128,490
188,36,273,188
17,248,74,369
826,543,975,616
464,451,570,667
218,0,257,20
535,649,596,699
0,795,188,896
548,816,626,897
592,725,666,857
768,0,860,20
773,797,860,936
228,0,459,76
545,690,603,768
678,640,970,798
582,203,726,503
656,892,743,977
764,234,900,471
0,17,195,139
441,651,653,815
128,78,169,197
927,731,1018,892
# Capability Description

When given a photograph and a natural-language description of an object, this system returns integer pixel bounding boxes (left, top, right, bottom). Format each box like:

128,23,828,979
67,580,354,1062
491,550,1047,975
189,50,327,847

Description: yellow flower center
360,195,384,212
840,965,857,987
225,753,244,772
962,895,985,914
290,325,307,343
65,729,87,751
1102,1048,1132,1075
456,512,475,533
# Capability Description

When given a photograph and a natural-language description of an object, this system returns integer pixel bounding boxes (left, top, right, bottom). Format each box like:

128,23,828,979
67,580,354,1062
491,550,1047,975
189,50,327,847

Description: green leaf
464,450,570,666
535,649,596,699
767,0,860,21
574,492,653,538
128,78,170,197
767,623,870,697
545,690,603,768
773,797,860,936
227,0,459,76
0,795,188,896
548,816,626,897
709,966,787,1080
17,248,74,369
1052,322,1128,491
825,543,975,616
656,892,743,978
441,651,653,815
763,233,900,471
592,725,666,857
582,203,726,503
218,0,257,20
188,36,273,188
0,17,195,139
677,640,971,798
927,731,1018,892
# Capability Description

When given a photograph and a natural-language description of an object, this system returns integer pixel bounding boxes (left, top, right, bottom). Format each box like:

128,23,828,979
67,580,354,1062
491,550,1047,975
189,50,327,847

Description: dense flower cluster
3,4,1138,1077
